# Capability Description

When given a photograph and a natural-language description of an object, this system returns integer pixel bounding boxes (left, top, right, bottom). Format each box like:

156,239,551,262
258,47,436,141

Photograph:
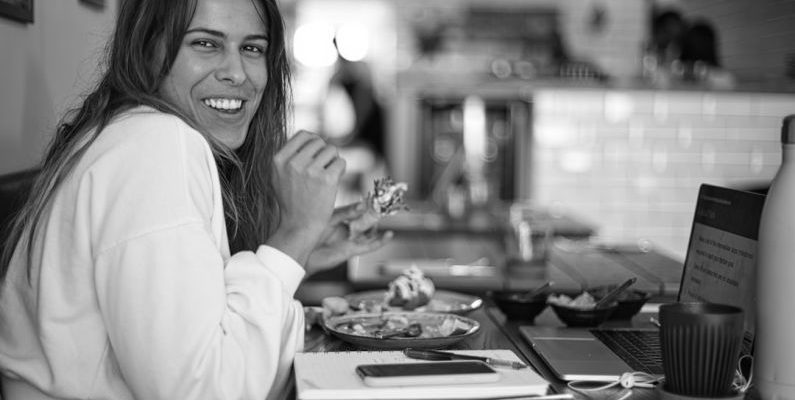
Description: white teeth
203,98,243,110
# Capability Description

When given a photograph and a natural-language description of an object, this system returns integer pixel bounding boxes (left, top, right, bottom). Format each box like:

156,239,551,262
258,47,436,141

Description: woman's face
160,0,269,150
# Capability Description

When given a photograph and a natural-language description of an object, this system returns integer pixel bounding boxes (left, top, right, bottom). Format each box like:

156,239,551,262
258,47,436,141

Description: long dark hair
0,0,290,282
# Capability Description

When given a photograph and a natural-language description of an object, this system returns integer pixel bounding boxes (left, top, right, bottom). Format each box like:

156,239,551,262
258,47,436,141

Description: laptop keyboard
590,329,664,375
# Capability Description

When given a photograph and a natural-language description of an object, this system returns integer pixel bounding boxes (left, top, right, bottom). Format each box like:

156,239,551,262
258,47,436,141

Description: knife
403,348,528,369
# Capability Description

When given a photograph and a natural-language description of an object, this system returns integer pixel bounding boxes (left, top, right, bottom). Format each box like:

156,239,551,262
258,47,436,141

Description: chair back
0,168,39,252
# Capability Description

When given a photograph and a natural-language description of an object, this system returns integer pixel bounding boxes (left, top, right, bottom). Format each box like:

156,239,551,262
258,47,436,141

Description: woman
0,0,388,399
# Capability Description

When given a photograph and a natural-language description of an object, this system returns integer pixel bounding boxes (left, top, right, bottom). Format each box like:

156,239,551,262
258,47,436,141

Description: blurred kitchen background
2,0,795,262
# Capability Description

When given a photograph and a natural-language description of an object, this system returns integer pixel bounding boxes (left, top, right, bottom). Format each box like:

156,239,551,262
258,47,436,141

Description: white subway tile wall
532,89,795,260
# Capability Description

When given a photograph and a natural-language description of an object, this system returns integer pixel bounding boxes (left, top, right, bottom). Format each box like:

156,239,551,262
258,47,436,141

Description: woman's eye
192,40,217,50
243,44,266,56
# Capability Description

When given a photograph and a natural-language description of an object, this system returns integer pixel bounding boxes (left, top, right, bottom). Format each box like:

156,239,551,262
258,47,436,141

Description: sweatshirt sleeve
87,113,305,400
94,231,305,400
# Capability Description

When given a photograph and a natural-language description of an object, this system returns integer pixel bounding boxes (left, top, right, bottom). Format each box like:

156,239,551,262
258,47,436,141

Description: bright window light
463,96,487,174
335,24,369,61
560,149,592,173
293,23,338,68
605,92,634,123
534,119,577,148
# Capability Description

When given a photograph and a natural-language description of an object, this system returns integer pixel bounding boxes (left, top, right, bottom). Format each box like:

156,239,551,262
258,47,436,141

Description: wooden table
299,301,661,400
487,303,661,400
297,207,689,399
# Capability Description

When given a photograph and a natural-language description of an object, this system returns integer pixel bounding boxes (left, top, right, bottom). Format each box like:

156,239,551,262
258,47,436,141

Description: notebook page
294,349,549,400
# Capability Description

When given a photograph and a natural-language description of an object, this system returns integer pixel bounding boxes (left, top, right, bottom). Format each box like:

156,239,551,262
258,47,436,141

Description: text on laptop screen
678,184,765,349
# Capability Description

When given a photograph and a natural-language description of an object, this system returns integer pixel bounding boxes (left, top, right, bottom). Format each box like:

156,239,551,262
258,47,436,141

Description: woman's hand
267,131,346,266
306,202,393,275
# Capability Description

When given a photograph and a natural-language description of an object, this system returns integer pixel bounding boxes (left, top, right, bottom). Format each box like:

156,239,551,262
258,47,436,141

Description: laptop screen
677,184,765,353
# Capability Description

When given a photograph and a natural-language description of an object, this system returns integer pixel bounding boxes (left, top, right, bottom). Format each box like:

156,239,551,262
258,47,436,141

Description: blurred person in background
0,0,389,399
650,9,688,66
322,36,390,206
680,19,735,88
309,37,391,282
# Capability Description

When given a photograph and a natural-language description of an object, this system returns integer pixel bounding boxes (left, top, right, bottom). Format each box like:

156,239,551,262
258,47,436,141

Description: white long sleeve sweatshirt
0,107,305,400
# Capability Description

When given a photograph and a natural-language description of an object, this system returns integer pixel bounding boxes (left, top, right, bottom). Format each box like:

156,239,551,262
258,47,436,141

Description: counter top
378,204,596,238
348,236,682,300
397,69,795,96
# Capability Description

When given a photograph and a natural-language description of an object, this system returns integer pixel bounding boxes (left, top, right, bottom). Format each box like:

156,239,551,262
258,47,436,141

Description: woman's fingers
330,202,366,225
278,131,345,173
311,145,340,170
270,130,348,262
325,156,346,178
350,230,394,256
275,130,316,163
321,203,366,243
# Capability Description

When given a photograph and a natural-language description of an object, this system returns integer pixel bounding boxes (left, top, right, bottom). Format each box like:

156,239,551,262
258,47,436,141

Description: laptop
520,184,764,382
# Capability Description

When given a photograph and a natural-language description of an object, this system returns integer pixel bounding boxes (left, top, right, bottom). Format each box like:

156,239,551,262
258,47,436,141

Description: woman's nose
215,51,246,85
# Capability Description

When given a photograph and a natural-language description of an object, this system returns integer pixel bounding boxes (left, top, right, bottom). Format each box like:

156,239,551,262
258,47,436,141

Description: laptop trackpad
529,335,631,381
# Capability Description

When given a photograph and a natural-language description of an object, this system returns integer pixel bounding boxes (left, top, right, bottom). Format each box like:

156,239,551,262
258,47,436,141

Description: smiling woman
0,0,390,399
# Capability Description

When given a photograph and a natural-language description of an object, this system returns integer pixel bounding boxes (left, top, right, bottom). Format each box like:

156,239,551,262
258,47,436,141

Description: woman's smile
202,97,245,114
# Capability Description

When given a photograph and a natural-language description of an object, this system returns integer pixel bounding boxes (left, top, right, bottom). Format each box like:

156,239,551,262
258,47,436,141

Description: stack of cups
659,302,745,399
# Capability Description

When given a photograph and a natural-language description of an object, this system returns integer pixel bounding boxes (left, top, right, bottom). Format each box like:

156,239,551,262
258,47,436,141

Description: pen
403,348,528,369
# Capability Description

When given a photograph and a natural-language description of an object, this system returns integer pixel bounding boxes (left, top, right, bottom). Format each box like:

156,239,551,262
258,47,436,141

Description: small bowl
549,302,618,327
611,291,651,320
588,288,652,320
490,290,548,322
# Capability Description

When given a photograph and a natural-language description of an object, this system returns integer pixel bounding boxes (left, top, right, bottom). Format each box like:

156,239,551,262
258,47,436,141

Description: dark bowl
550,302,618,327
611,291,651,320
588,288,652,320
490,290,549,322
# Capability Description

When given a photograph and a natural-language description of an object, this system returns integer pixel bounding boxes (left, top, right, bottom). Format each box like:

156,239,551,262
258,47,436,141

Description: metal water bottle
756,114,795,399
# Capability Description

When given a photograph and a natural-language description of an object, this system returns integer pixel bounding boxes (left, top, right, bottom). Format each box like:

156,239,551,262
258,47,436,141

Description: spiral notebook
293,350,550,400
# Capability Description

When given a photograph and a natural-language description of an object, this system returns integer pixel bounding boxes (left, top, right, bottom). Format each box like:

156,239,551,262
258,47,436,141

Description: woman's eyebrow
185,27,226,38
245,34,269,42
185,28,269,41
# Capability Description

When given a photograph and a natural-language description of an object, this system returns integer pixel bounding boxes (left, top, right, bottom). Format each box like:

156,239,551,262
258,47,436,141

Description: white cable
567,372,663,393
732,354,754,393
615,389,633,400
567,358,752,397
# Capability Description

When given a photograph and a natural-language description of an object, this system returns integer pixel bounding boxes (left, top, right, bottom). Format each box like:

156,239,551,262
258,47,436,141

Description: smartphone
355,361,500,387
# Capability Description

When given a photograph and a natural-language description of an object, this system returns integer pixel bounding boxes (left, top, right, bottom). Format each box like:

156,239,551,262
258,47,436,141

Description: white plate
324,311,480,349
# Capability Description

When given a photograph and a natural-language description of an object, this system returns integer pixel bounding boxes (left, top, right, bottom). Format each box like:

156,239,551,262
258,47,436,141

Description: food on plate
385,266,435,310
348,177,408,238
322,296,350,317
303,307,323,331
547,292,598,310
304,297,351,332
333,314,471,339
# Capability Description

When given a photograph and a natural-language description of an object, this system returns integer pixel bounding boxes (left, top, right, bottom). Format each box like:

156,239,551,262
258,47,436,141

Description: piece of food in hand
322,296,350,317
385,266,435,310
348,177,408,238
